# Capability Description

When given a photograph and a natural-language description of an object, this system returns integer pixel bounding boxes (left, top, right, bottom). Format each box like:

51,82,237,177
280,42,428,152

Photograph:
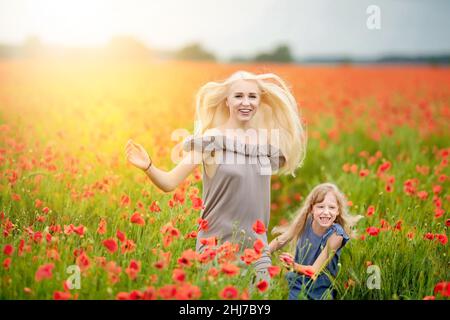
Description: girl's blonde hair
272,183,363,246
194,70,306,176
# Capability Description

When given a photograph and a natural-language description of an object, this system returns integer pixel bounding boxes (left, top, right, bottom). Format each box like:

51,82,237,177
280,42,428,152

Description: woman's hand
125,139,151,171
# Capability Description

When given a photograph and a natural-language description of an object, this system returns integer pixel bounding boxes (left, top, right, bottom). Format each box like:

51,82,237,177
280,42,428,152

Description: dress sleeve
262,143,286,173
182,135,218,154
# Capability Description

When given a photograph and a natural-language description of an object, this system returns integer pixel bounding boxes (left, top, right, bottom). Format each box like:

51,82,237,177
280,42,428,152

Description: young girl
269,183,362,300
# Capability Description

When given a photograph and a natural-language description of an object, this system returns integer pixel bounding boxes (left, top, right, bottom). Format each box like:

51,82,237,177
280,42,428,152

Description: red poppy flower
220,262,240,276
120,194,130,207
35,263,55,281
125,260,141,280
253,238,265,254
436,234,448,245
172,268,186,283
158,285,177,300
97,218,107,235
385,183,393,193
359,169,370,177
377,161,391,175
240,248,261,265
33,231,43,243
3,244,14,256
434,208,444,219
143,287,157,300
366,205,375,217
176,283,202,300
434,281,450,297
191,196,204,211
268,265,281,278
129,290,144,300
121,239,136,254
130,212,145,225
366,226,380,236
11,193,21,201
177,249,197,267
417,191,428,200
3,257,11,270
424,232,434,240
432,185,442,195
199,236,217,247
185,231,197,239
76,252,91,271
116,229,126,242
116,292,130,300
35,199,43,208
103,239,118,253
252,220,266,234
219,286,238,300
207,267,219,279
53,291,71,300
256,280,269,292
149,201,161,213
342,163,350,173
197,218,209,231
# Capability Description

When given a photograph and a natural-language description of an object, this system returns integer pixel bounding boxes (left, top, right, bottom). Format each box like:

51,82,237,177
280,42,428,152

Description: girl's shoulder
324,223,350,247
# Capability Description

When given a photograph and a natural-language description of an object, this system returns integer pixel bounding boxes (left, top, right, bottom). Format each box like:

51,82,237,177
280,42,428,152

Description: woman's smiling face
226,79,261,123
312,191,339,229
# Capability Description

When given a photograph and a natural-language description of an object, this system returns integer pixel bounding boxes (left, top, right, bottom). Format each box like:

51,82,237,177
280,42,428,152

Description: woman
125,70,306,284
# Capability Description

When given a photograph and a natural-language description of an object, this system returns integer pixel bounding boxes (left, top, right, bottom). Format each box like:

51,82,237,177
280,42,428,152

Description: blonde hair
272,183,363,247
194,70,306,176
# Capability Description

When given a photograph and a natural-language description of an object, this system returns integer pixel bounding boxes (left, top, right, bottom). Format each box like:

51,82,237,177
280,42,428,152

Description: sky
0,0,449,59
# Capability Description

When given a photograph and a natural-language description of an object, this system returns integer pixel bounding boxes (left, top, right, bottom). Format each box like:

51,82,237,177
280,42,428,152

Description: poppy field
0,59,448,300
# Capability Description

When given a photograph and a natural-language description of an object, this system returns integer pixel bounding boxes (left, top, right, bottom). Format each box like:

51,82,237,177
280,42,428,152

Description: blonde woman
269,183,362,299
125,70,306,285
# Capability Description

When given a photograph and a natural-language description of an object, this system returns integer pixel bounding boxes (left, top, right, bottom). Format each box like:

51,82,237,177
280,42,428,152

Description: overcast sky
0,0,449,59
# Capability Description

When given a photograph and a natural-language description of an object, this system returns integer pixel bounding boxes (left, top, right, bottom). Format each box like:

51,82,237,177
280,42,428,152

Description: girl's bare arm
294,233,343,278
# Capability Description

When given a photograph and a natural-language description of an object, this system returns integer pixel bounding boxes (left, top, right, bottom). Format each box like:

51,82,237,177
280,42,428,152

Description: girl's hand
279,252,294,270
296,265,317,280
125,139,151,171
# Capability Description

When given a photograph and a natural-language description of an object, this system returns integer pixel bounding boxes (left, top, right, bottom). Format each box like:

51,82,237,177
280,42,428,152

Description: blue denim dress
286,216,349,300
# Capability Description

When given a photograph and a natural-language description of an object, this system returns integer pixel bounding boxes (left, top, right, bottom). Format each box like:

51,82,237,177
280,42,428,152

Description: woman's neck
222,118,253,131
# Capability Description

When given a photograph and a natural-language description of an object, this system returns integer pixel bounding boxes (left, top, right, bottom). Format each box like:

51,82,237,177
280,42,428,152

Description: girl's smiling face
312,191,339,229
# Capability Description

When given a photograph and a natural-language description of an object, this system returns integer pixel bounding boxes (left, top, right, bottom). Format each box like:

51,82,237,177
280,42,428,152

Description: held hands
125,139,152,171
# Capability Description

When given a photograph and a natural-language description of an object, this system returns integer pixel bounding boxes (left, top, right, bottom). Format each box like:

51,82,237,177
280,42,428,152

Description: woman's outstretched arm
125,139,200,193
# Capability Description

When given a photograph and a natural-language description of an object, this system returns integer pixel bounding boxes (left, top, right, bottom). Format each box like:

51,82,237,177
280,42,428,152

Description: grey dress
183,134,286,272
